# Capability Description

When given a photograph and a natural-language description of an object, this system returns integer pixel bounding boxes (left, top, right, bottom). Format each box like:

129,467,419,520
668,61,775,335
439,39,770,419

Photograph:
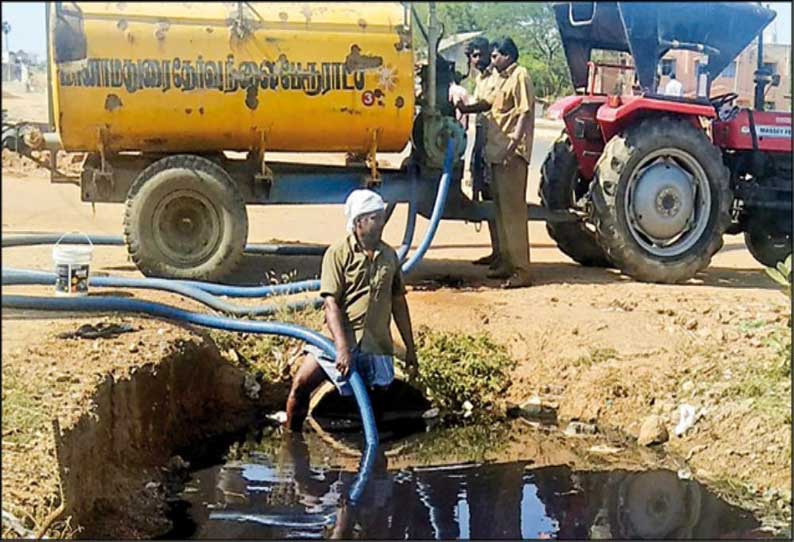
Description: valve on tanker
426,115,466,169
411,49,466,169
410,111,465,170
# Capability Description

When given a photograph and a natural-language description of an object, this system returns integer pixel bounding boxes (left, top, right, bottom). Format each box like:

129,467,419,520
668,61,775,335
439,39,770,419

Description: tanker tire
539,131,611,267
124,154,248,281
744,218,792,268
591,116,731,284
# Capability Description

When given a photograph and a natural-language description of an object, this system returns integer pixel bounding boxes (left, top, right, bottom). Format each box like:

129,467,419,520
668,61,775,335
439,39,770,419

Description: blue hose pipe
396,172,418,262
2,269,322,317
2,234,328,256
2,166,433,318
402,139,455,275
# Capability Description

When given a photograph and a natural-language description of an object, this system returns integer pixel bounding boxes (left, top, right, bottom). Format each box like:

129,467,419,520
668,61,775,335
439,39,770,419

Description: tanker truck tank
49,2,415,154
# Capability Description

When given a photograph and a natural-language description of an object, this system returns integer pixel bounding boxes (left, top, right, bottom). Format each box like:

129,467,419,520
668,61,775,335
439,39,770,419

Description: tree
2,21,10,53
409,2,572,99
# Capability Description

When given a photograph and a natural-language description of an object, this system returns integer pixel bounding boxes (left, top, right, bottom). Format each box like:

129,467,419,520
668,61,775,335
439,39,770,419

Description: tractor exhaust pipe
427,2,439,117
753,25,766,111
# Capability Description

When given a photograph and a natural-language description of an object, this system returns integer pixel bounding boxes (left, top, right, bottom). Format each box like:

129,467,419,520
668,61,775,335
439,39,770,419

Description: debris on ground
57,322,136,340
242,373,261,400
507,396,559,421
587,444,623,455
564,421,598,437
266,411,288,425
673,403,708,437
637,415,669,446
421,408,440,419
2,509,36,539
165,456,190,473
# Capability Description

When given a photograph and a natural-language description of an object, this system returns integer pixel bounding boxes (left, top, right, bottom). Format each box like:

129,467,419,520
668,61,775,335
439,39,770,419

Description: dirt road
2,88,790,537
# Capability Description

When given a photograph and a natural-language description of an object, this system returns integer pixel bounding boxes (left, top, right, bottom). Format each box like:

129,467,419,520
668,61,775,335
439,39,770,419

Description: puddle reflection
163,430,767,540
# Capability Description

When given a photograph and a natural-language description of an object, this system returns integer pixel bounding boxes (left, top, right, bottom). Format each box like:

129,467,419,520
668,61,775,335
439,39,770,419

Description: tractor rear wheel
124,154,248,281
539,132,611,267
591,116,732,283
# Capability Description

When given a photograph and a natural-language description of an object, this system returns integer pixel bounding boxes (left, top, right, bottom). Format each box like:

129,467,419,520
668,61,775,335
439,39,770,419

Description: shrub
413,326,515,421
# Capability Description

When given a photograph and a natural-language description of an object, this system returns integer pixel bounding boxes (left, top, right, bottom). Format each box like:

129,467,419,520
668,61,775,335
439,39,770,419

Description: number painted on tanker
58,54,367,96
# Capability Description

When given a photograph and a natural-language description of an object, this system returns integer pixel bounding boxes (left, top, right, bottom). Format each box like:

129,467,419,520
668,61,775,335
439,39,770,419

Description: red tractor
541,2,791,283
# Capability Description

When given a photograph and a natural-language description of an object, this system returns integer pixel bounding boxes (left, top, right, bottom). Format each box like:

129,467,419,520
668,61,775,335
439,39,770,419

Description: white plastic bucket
53,232,93,297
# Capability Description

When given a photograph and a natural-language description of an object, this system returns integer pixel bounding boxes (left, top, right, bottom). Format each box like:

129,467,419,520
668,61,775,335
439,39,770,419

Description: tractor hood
553,2,776,93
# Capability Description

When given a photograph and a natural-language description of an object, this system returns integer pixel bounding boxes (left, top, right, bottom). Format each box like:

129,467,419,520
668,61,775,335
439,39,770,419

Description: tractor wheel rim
624,147,712,258
152,189,222,266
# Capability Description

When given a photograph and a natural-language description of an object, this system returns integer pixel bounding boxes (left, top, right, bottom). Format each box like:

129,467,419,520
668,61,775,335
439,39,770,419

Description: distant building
2,49,36,84
658,42,791,111
2,50,21,82
593,42,791,112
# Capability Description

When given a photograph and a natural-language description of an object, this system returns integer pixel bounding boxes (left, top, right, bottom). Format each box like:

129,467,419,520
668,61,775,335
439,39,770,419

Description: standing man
663,72,683,97
483,37,534,289
285,189,418,431
457,37,502,269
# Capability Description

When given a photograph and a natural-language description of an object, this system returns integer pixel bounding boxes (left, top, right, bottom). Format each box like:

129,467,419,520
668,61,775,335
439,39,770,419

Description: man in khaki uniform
483,37,534,289
458,37,502,268
285,189,418,431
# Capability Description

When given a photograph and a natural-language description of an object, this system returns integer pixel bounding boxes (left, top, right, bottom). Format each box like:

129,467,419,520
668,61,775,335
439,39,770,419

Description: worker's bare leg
285,354,328,431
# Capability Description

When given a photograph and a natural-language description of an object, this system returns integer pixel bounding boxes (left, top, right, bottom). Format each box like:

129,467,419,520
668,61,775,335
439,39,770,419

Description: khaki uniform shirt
473,67,501,127
319,234,406,355
484,63,535,164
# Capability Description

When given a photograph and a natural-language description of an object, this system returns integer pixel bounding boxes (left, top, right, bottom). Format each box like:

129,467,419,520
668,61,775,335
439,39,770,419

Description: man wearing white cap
285,189,418,431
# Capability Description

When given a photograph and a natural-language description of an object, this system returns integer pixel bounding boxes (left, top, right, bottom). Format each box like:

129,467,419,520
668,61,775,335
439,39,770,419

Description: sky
1,1,792,59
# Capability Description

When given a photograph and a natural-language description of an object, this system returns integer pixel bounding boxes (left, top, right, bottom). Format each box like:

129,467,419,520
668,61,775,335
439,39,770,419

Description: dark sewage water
161,423,770,540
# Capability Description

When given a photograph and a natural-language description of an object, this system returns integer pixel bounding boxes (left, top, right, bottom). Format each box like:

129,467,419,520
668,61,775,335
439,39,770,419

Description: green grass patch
1,366,49,447
572,347,619,368
413,326,515,421
737,319,767,334
211,305,324,383
721,323,791,425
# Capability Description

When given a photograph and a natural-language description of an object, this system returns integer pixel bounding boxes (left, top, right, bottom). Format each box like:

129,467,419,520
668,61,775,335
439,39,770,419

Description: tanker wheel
744,216,792,268
591,116,731,283
124,154,248,281
539,131,611,267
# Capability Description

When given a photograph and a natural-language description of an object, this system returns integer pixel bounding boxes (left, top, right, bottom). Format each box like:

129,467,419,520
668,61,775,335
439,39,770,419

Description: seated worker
285,189,418,431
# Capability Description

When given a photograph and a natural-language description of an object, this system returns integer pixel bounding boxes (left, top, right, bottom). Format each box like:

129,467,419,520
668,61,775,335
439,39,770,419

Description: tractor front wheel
744,216,792,268
539,132,611,267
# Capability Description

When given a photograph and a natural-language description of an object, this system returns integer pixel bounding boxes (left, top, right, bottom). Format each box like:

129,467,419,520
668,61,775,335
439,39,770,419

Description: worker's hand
404,348,419,381
503,137,519,164
336,349,353,378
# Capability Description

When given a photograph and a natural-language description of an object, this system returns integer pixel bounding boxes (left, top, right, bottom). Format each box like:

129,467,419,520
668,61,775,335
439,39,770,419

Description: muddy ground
1,87,791,538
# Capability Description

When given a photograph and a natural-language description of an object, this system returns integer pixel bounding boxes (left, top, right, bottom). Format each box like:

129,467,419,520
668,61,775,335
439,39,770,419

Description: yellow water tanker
51,2,415,154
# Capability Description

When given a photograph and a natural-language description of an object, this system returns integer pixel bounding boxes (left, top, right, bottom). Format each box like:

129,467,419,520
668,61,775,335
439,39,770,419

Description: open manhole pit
307,377,432,453
45,330,290,539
